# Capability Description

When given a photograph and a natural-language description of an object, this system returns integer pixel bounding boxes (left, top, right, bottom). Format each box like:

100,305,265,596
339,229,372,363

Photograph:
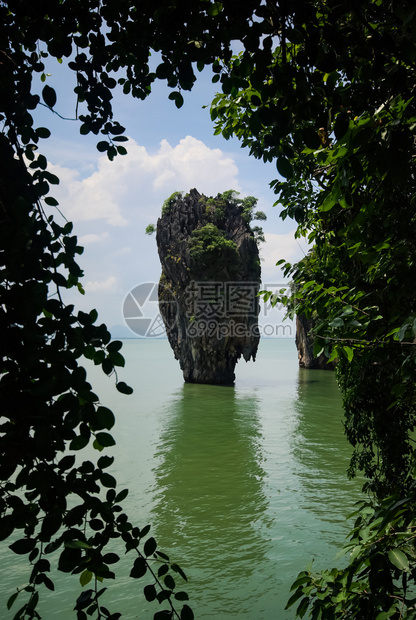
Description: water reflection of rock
291,369,363,529
150,383,271,616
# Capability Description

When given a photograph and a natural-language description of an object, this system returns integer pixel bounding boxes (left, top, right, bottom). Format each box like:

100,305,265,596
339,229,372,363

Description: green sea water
0,339,363,619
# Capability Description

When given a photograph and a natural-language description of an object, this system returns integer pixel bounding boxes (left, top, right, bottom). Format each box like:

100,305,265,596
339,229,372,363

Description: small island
154,188,265,384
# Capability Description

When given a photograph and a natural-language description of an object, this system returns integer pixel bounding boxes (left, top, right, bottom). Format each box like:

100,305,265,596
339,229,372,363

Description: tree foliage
0,0,227,617
208,0,416,616
0,133,192,617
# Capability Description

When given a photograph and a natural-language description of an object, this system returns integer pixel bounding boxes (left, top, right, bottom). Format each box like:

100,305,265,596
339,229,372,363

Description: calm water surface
0,339,363,618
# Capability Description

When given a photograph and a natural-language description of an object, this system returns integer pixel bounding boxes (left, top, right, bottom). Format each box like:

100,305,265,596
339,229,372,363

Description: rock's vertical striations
156,189,261,384
296,314,336,370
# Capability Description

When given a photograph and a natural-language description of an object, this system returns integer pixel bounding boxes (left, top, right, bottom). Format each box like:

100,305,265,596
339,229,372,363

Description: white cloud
48,163,128,227
151,137,239,193
85,276,117,292
47,135,305,327
78,232,109,245
47,136,241,228
260,232,310,282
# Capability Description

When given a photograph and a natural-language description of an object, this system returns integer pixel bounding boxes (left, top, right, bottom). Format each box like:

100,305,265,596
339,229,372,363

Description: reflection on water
151,383,271,617
291,369,363,529
0,341,366,619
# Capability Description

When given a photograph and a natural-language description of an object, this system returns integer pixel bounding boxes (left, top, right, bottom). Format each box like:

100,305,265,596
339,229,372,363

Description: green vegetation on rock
189,223,240,279
162,191,183,216
145,223,156,235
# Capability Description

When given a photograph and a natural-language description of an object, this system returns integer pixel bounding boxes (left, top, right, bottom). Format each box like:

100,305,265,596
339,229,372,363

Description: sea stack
156,189,261,384
295,314,336,370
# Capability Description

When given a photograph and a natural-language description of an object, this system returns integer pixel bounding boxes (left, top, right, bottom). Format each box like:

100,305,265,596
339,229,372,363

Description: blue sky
33,59,308,337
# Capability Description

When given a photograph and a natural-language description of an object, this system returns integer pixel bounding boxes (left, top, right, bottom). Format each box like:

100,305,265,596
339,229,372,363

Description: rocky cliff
296,314,336,370
156,189,261,384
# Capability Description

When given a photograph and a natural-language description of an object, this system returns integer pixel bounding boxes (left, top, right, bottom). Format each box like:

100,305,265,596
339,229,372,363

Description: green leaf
89,519,104,531
100,472,117,488
374,241,390,251
168,91,184,109
144,584,157,602
388,548,409,571
102,553,120,564
101,357,115,374
95,432,116,447
70,435,89,451
320,193,337,212
26,590,39,612
130,556,147,579
296,596,310,618
329,317,344,328
42,575,55,591
65,540,92,550
158,565,169,578
343,346,354,362
156,590,171,603
115,488,129,503
109,351,125,368
108,123,126,136
97,141,109,152
7,591,19,610
156,63,172,79
42,85,57,107
80,570,93,587
164,574,175,590
116,381,133,395
93,439,104,452
285,588,305,609
276,156,293,179
58,454,76,470
43,171,60,185
107,340,123,353
44,196,59,206
289,574,311,590
97,455,114,469
171,563,187,581
328,347,339,363
207,2,223,17
96,406,115,430
144,537,157,557
175,591,189,601
180,604,194,620
396,323,409,342
9,538,36,555
36,127,51,139
154,609,172,619
375,604,404,620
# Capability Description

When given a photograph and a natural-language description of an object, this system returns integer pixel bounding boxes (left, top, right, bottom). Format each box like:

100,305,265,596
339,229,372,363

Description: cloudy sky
34,60,308,337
